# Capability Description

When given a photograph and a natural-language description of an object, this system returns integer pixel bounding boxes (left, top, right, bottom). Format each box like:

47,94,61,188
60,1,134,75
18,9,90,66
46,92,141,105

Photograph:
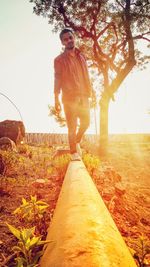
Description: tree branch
116,0,125,9
90,1,101,34
131,13,150,19
57,3,93,38
130,0,150,19
97,22,116,39
108,59,136,97
124,0,135,59
133,31,150,42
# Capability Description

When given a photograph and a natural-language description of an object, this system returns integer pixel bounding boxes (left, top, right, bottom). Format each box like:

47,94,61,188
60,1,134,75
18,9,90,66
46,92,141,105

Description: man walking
54,28,92,160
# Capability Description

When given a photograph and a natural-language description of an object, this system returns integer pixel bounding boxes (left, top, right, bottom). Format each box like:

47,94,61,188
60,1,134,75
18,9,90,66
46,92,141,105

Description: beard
67,42,75,50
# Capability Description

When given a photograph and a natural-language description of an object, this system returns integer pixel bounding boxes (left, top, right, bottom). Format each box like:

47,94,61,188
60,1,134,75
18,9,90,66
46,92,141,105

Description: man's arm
54,57,62,112
80,53,93,97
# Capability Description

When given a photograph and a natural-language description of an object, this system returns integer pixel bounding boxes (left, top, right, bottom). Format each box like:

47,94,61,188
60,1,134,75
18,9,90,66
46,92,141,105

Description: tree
30,0,150,155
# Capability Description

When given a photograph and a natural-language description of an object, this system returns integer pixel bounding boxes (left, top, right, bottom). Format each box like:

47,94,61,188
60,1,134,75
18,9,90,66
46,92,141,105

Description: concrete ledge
40,161,136,267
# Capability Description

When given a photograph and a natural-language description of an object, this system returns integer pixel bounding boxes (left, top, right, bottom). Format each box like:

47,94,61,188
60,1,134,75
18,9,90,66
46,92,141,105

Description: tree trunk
99,95,110,156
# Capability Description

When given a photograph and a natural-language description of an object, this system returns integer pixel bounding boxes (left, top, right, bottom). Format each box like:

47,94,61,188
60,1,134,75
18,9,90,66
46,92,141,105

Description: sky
0,0,150,134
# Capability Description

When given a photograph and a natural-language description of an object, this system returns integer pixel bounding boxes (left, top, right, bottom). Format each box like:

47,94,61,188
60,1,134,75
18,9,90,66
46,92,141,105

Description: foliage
127,235,150,267
26,146,55,179
6,223,51,267
48,105,66,127
13,196,49,235
17,144,33,158
83,153,100,176
0,150,18,177
52,154,70,178
33,155,53,178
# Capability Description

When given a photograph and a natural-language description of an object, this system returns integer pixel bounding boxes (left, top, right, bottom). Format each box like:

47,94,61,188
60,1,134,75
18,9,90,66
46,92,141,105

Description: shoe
71,152,81,161
76,143,82,157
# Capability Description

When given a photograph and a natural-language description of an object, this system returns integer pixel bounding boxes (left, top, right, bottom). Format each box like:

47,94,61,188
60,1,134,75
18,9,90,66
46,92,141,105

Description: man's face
61,32,75,50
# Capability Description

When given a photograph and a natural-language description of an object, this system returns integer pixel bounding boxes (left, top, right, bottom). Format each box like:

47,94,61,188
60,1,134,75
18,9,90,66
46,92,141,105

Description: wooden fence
25,133,99,146
25,133,150,146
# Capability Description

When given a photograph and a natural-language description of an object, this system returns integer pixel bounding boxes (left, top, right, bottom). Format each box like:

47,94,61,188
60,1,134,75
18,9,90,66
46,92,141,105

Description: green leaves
6,223,51,267
48,105,66,127
53,154,70,178
83,153,100,176
13,195,49,222
13,195,49,239
6,223,21,240
0,150,18,176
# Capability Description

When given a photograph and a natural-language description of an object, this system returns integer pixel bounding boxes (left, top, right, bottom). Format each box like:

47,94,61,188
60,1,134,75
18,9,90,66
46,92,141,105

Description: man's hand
55,96,61,113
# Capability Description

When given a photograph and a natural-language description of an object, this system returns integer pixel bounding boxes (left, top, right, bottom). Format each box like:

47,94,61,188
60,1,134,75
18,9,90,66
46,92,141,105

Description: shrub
6,223,51,267
17,144,33,158
126,235,150,267
83,153,100,176
52,154,70,178
0,150,18,177
13,196,49,236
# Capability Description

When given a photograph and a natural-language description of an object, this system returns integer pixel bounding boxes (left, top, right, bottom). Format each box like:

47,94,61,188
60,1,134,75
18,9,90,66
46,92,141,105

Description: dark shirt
54,48,92,102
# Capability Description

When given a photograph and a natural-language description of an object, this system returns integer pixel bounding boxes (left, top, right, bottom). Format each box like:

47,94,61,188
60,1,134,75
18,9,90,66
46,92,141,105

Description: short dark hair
59,28,73,40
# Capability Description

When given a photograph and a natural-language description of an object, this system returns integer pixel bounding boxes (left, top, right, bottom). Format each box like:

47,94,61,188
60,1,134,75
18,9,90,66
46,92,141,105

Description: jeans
63,97,90,154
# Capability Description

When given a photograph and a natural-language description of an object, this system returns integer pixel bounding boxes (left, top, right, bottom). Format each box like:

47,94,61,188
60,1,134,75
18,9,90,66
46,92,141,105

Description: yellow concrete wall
40,161,137,267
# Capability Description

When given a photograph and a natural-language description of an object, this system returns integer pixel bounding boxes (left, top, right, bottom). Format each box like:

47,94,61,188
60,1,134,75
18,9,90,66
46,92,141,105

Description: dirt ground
104,142,150,242
0,141,150,266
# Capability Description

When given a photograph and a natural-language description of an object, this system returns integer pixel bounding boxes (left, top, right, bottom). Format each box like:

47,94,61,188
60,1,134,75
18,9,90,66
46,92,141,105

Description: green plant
17,144,33,158
14,196,49,235
127,235,150,267
83,153,100,176
48,105,66,127
53,154,70,178
37,156,53,177
0,150,18,177
6,223,51,267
